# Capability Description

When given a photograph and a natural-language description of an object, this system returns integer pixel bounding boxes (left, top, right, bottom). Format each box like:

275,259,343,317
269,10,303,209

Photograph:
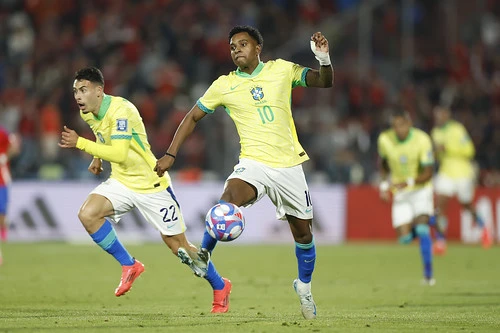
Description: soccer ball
205,202,245,242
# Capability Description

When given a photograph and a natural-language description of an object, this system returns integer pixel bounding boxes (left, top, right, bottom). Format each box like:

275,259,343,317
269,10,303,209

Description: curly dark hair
75,67,105,87
228,25,264,46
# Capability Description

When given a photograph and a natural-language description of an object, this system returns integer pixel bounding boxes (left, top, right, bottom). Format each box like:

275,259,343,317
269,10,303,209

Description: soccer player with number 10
155,25,333,319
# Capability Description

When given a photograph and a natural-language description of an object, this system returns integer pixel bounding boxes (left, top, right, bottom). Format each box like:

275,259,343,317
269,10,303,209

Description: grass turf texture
0,242,498,332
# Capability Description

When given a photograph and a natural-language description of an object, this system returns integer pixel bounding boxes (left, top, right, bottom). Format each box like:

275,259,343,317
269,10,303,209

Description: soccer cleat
481,227,493,249
211,278,232,313
177,247,210,278
421,278,436,286
433,239,447,256
293,279,317,319
115,259,145,297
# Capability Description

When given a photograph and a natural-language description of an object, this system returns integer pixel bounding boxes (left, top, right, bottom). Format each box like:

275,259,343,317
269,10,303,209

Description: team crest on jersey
97,132,105,143
234,167,246,174
116,119,128,132
250,86,264,101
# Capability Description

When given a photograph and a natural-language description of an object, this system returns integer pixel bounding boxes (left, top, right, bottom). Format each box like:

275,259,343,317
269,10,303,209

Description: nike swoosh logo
305,208,312,213
304,259,315,263
230,83,242,90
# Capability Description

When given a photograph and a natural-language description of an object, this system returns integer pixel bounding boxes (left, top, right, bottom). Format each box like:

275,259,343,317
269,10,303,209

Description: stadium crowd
0,0,499,185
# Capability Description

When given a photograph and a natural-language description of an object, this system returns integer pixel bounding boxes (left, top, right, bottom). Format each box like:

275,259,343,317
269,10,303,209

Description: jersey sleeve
197,78,224,113
278,59,309,88
76,107,132,163
419,134,434,167
446,124,475,159
377,133,388,159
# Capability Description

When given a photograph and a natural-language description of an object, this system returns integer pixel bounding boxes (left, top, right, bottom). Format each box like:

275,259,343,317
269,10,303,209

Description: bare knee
78,194,113,233
78,204,105,233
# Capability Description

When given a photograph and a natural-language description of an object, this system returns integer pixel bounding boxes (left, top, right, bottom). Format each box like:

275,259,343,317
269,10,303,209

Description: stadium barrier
7,181,346,244
346,185,499,243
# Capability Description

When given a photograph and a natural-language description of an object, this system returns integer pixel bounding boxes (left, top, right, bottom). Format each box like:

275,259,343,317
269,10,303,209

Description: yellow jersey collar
95,94,111,120
396,128,414,143
236,62,264,78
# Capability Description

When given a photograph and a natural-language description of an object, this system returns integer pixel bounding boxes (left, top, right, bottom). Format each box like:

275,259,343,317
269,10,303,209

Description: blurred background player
378,109,435,285
155,25,333,319
430,105,492,254
0,126,20,264
59,67,210,297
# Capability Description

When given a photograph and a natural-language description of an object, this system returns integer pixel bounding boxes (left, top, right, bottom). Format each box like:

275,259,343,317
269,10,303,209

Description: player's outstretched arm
154,104,207,177
59,125,130,164
306,32,333,88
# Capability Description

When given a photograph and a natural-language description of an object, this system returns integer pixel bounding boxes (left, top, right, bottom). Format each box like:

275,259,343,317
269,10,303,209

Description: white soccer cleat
178,247,210,278
421,278,436,286
293,279,317,319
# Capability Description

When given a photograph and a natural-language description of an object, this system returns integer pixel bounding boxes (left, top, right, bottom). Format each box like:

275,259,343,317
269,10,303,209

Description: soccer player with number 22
59,67,211,299
155,25,333,319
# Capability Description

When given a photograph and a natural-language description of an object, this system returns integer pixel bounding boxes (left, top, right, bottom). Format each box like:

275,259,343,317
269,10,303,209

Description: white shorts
434,174,475,203
227,159,313,220
91,178,186,236
392,186,434,228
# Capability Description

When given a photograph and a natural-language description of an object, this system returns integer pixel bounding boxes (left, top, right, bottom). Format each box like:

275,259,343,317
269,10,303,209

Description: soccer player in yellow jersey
377,109,435,285
430,105,492,254
154,25,333,319
59,67,212,298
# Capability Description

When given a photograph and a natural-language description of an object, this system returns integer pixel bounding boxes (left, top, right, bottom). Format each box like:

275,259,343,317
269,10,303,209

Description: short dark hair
390,108,411,121
75,67,104,87
228,25,264,46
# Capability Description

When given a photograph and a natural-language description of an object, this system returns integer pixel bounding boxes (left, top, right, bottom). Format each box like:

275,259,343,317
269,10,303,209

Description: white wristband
406,178,415,187
379,181,390,192
310,41,331,66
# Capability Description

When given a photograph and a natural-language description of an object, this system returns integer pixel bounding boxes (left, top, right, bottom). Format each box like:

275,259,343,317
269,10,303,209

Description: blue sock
416,224,433,279
201,230,218,253
90,220,134,266
204,261,225,290
295,238,316,283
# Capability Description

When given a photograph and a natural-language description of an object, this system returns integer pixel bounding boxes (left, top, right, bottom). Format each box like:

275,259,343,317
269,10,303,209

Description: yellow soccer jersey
378,128,434,191
431,120,474,179
197,59,310,168
76,94,169,193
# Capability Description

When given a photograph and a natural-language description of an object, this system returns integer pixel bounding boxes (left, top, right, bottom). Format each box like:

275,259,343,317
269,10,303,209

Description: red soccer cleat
481,227,493,249
211,278,232,313
433,239,447,256
115,259,145,297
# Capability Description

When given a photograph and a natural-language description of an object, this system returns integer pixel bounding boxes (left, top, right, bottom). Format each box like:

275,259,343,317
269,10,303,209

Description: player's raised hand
88,158,104,175
310,32,329,53
310,32,331,67
58,125,80,148
154,153,175,177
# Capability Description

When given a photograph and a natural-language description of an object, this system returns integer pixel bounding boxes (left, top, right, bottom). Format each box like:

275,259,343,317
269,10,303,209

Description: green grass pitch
0,242,499,332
